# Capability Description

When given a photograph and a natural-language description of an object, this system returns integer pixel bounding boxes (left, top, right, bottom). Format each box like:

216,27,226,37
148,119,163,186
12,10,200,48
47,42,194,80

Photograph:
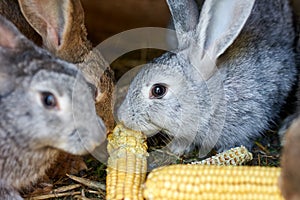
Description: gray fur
278,0,300,142
117,0,297,156
0,16,106,199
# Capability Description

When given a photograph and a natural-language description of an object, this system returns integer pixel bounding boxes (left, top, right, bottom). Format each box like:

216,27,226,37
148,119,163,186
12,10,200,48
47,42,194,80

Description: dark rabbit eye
150,84,168,99
41,92,58,109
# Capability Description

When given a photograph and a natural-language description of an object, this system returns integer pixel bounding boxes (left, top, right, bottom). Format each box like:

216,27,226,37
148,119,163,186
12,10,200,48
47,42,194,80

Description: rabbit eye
150,84,168,99
40,92,58,109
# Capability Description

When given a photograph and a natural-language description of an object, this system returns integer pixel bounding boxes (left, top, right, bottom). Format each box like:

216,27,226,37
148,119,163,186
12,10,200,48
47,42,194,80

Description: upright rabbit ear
192,0,255,79
166,0,199,48
18,0,90,62
0,15,22,49
0,16,22,95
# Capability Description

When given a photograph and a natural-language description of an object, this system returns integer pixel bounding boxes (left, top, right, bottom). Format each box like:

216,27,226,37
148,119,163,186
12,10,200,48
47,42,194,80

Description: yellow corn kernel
106,123,148,200
191,146,253,165
143,165,283,200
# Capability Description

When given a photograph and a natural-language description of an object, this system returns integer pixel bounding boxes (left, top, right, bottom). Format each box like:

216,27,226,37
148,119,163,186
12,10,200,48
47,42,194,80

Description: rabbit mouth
147,131,174,148
142,120,164,137
70,128,101,150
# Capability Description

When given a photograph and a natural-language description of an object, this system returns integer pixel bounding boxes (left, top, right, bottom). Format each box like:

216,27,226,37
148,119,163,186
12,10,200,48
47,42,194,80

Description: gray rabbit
16,0,115,131
0,15,106,199
117,0,297,156
0,0,115,131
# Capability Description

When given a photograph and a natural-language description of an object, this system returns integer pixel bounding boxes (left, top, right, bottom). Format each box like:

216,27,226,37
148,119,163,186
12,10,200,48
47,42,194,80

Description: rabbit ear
0,16,21,95
18,0,90,62
192,0,255,79
0,15,22,49
166,0,199,48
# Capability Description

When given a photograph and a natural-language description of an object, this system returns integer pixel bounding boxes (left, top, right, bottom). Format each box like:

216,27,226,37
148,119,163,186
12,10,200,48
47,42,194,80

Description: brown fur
280,118,300,200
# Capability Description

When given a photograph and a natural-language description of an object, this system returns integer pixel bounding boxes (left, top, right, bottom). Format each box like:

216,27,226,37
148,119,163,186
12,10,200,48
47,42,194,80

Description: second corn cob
143,165,283,200
192,146,253,165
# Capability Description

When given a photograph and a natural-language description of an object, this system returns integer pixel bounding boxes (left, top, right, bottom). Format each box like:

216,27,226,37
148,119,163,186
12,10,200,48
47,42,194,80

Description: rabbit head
118,0,255,153
118,0,297,156
17,0,115,131
0,15,106,155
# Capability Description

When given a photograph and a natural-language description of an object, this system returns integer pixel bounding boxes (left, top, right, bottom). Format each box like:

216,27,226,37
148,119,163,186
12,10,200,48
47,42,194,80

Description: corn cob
106,125,277,200
143,165,283,200
106,123,148,200
191,146,253,165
